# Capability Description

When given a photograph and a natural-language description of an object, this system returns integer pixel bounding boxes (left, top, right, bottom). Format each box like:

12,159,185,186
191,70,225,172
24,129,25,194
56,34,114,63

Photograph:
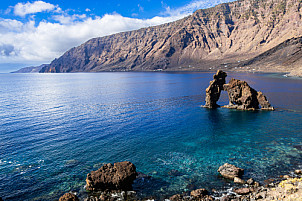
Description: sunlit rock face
40,0,302,74
204,70,274,110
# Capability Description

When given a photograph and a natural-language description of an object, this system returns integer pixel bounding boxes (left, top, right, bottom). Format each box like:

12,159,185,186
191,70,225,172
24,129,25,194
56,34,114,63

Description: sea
0,72,301,200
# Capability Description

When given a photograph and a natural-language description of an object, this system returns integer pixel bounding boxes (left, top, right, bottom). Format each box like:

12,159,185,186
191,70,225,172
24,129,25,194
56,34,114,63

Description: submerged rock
86,161,137,191
218,163,244,180
59,193,79,201
204,70,227,108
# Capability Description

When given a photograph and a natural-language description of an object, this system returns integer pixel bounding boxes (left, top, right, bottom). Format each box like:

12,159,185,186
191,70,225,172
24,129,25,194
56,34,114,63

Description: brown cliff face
40,0,302,73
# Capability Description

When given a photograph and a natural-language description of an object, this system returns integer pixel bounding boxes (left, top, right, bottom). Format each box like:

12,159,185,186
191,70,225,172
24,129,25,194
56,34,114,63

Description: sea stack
204,70,274,110
204,70,227,108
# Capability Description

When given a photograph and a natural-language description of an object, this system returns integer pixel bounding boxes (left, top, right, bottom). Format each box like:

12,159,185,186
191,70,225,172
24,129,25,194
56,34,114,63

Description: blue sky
0,0,234,72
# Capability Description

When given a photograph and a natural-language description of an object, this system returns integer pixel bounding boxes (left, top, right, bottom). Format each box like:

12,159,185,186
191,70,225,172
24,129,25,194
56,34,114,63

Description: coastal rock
169,194,183,201
234,177,246,184
86,161,137,191
190,188,208,197
233,187,251,195
204,71,274,110
218,163,244,180
223,78,260,110
257,91,274,110
294,170,302,174
246,178,255,185
59,193,79,201
204,70,227,108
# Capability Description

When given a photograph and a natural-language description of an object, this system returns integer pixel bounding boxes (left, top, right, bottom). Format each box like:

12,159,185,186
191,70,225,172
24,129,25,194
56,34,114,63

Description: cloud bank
14,1,59,17
0,0,233,66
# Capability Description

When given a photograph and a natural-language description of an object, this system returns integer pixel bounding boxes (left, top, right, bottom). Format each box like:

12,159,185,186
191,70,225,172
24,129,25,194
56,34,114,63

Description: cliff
40,0,302,75
12,64,49,73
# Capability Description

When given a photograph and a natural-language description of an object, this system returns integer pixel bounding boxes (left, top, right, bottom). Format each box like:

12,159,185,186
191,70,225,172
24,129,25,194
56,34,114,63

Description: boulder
234,177,246,184
190,188,208,197
246,178,255,185
204,70,227,108
218,163,244,180
86,161,137,191
223,78,259,110
59,193,79,201
169,194,183,201
233,188,251,195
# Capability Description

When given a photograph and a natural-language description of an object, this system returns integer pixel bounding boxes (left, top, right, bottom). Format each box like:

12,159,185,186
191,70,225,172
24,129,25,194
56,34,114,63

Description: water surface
0,72,301,200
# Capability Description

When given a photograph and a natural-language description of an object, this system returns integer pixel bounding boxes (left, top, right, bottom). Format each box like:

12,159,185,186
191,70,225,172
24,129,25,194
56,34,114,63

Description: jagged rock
223,78,260,110
190,188,208,197
59,193,79,201
218,163,244,180
204,70,227,108
234,177,246,184
247,178,255,185
257,91,274,110
169,194,183,201
233,188,251,195
86,161,137,191
204,71,274,110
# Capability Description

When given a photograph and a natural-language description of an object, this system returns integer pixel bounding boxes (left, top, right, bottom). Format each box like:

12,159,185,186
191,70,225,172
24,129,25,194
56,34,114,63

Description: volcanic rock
247,178,255,185
86,161,137,191
257,91,274,110
59,193,79,201
218,163,244,180
39,0,302,76
190,188,208,197
233,188,251,195
223,78,260,110
234,177,246,184
204,70,227,108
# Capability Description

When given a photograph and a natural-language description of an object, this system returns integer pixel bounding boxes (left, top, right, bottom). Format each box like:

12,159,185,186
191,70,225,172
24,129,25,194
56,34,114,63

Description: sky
0,0,234,72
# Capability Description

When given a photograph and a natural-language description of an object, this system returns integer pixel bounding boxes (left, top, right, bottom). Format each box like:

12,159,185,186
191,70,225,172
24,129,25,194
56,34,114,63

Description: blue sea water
0,72,301,200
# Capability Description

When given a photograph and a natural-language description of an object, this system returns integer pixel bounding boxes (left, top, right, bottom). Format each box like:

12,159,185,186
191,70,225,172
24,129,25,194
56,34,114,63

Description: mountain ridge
40,0,302,76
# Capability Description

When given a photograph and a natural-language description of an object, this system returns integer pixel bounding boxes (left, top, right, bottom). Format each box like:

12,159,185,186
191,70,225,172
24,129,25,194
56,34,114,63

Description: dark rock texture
59,193,79,201
39,0,302,75
257,91,274,110
223,78,260,110
86,161,137,191
204,71,274,110
204,70,227,108
218,163,244,180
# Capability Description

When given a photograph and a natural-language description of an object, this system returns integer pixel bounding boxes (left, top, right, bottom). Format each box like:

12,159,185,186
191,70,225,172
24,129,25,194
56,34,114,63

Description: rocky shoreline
56,162,302,201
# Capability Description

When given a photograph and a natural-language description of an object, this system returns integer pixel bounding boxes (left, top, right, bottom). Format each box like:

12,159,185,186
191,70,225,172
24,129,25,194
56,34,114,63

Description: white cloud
163,0,234,16
1,0,234,66
14,1,58,17
0,13,185,64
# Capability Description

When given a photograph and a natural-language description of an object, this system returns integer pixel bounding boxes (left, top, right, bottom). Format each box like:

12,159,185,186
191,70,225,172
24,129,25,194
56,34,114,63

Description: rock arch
204,70,274,110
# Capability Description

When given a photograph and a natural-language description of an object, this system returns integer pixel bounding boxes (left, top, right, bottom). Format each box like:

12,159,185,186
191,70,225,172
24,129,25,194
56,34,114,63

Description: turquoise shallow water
0,72,301,200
